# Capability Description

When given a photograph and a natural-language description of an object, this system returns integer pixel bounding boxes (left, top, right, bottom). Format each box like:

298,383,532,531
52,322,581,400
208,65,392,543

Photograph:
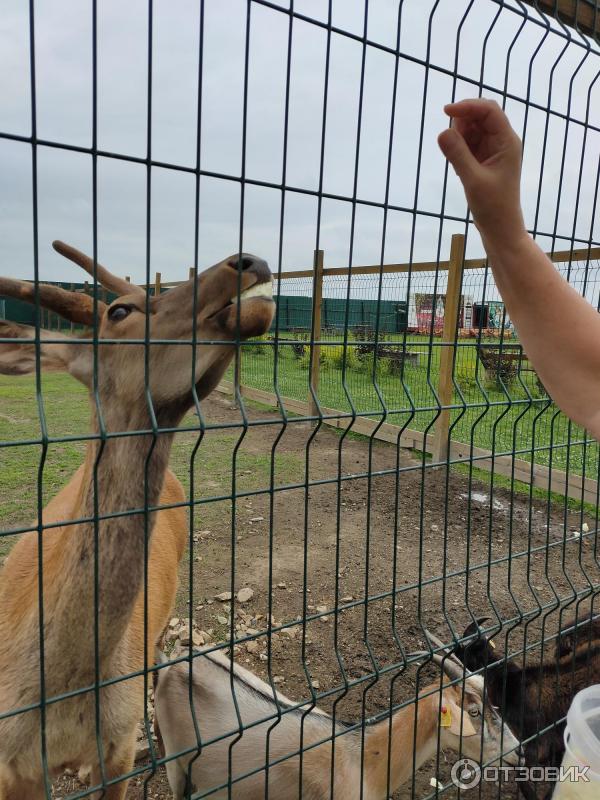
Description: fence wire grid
1,1,600,800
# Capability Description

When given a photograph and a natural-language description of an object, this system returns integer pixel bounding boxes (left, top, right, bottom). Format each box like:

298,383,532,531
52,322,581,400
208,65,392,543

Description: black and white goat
451,611,600,800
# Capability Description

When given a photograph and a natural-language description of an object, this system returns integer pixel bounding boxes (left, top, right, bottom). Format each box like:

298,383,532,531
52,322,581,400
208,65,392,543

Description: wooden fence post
308,249,324,419
154,271,162,296
433,233,465,463
189,267,195,281
232,346,242,408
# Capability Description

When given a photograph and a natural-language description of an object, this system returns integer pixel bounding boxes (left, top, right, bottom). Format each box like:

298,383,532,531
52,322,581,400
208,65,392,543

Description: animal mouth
205,279,274,322
230,281,274,304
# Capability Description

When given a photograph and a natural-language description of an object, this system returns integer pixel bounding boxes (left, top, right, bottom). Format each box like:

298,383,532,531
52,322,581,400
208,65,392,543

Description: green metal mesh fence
0,2,599,800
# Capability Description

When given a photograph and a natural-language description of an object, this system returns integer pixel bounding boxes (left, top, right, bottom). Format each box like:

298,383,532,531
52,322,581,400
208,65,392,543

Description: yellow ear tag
489,639,496,650
440,705,452,727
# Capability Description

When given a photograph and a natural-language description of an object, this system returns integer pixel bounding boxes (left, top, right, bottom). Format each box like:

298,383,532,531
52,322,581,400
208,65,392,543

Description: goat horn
462,616,494,639
431,652,467,683
52,241,144,298
424,629,453,654
407,650,430,664
425,629,471,673
0,276,102,325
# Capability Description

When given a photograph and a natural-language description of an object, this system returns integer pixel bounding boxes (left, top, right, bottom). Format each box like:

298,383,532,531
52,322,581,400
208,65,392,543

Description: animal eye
468,707,481,718
108,305,132,322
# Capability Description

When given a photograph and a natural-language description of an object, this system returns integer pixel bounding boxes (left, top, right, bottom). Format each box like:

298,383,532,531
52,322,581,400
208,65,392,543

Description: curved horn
462,616,494,640
52,241,144,297
425,629,471,679
431,652,467,683
0,276,103,325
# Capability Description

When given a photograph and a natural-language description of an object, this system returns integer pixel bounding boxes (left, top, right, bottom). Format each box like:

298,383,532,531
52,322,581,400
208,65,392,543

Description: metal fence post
433,233,465,463
309,249,324,419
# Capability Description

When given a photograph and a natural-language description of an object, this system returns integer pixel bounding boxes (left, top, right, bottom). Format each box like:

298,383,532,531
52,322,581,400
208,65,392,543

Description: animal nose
228,254,261,271
227,253,271,283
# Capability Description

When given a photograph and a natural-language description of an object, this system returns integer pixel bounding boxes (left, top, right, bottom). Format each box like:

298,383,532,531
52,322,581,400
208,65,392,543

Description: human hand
438,98,527,251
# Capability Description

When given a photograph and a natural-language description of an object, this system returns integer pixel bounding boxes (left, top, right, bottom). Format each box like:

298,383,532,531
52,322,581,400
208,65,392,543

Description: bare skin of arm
438,98,600,440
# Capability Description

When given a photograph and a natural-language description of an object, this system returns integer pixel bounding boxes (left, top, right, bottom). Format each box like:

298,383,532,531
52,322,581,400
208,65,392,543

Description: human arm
438,98,600,439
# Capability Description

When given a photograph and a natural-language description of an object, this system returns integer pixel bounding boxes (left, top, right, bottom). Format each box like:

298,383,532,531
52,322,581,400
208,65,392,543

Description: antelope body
0,243,275,799
154,633,523,800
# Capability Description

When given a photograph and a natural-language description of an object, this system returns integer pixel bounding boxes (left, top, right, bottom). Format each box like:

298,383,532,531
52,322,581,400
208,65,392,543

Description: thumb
438,127,479,184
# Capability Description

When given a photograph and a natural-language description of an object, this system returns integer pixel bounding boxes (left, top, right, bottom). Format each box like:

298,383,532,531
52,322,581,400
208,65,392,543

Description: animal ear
443,696,477,738
457,617,497,669
0,321,93,386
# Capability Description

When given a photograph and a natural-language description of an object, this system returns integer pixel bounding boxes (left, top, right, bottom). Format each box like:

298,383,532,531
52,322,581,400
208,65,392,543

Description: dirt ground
53,392,599,800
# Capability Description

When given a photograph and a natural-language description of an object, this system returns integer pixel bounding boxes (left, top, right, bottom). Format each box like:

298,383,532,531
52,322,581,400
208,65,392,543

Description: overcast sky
1,0,599,303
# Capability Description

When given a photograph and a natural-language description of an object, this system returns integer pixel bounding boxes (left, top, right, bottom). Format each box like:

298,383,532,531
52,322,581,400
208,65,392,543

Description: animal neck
486,659,521,714
79,400,175,521
56,398,182,666
362,685,441,799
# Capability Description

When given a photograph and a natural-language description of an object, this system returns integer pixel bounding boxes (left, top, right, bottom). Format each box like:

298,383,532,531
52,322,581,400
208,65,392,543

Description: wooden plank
217,381,597,505
449,440,599,504
275,261,454,280
143,246,600,288
519,0,600,39
219,381,433,450
274,246,600,281
433,234,466,462
308,250,324,418
547,246,600,265
247,385,307,416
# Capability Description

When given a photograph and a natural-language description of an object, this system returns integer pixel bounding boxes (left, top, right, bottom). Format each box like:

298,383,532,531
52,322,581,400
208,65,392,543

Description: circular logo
451,758,481,790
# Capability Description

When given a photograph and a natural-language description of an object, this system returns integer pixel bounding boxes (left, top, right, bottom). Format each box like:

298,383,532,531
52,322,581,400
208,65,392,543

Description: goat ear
0,321,93,386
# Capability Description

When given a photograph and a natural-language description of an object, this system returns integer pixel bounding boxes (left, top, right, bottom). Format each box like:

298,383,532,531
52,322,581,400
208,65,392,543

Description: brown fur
0,244,275,799
0,410,187,799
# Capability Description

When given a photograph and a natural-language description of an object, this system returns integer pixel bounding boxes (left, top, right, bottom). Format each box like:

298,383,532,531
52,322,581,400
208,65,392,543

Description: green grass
238,334,599,481
0,372,306,548
0,374,88,540
1,335,597,549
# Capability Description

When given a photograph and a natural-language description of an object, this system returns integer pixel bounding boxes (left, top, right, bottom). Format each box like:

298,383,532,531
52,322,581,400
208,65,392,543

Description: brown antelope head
0,242,275,425
425,630,523,768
